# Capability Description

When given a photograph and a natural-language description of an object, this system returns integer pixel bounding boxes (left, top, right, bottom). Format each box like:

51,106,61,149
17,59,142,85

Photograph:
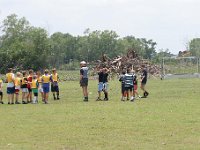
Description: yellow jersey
37,76,42,83
21,77,28,85
6,73,14,83
31,79,38,89
52,73,58,82
42,74,51,83
15,77,21,86
0,79,2,87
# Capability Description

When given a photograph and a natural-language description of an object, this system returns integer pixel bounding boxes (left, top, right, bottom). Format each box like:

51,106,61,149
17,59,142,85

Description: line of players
0,68,60,104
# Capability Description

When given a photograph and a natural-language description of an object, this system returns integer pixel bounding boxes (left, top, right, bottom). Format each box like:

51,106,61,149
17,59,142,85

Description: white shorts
38,84,44,93
39,88,43,93
22,88,28,93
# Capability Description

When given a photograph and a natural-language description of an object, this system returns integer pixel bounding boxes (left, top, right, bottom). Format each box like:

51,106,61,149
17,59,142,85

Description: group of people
79,61,149,102
0,68,60,104
119,65,149,101
0,61,149,104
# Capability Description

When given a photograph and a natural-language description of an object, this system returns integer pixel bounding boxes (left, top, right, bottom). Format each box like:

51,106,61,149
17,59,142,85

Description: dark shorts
28,88,32,93
0,91,3,96
141,79,147,85
34,93,38,96
51,84,59,92
125,86,133,92
80,78,88,87
7,87,15,94
43,83,50,93
121,84,125,94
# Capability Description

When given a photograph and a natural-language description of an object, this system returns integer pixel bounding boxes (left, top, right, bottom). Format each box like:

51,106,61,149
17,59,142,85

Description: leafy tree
189,38,200,57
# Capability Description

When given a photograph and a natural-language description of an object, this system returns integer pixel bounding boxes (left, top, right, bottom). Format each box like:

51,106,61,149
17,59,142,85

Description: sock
104,93,108,99
57,92,59,98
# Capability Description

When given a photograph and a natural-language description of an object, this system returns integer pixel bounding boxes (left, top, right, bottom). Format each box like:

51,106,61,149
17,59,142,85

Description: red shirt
27,75,32,89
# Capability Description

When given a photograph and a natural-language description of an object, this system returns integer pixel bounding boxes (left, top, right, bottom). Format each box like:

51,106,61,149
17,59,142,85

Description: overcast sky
1,0,200,54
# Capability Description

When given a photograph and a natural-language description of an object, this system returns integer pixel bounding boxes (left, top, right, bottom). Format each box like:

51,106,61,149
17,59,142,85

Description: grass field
0,78,200,150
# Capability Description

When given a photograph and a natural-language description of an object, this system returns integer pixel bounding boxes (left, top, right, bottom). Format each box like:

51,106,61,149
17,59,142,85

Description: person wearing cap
51,68,60,100
80,61,89,101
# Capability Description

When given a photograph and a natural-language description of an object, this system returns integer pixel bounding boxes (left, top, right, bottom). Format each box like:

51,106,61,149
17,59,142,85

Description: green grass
0,78,200,150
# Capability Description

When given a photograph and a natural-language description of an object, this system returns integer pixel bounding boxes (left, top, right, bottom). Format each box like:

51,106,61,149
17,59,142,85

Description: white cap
80,61,86,65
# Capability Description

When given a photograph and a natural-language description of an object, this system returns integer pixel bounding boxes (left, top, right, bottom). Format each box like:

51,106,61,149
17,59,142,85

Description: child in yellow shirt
14,72,21,104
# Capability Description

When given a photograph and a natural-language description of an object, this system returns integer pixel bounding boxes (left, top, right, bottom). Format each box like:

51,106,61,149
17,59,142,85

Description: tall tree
189,38,200,57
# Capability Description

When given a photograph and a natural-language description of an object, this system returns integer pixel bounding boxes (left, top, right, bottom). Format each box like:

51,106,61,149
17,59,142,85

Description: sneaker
8,102,10,104
22,101,28,104
0,101,4,104
11,102,14,105
104,98,109,101
44,101,48,104
138,95,142,98
15,101,21,104
96,97,101,101
130,97,135,102
57,97,60,100
83,98,88,102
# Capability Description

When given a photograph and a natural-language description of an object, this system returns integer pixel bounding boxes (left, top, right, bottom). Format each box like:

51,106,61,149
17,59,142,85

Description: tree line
4,14,199,73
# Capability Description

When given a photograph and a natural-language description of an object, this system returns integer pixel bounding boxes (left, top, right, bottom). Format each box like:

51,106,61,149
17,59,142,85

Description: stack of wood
90,49,160,77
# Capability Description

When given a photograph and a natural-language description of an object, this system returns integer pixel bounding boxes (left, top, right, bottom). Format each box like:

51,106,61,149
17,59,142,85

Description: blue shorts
7,87,15,94
98,82,109,92
43,83,50,93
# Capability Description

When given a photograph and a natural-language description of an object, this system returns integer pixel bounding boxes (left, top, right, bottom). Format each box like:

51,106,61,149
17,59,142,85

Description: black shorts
33,93,38,96
28,88,32,93
141,81,147,85
51,84,59,92
0,91,3,96
125,86,133,92
80,78,88,87
121,84,125,94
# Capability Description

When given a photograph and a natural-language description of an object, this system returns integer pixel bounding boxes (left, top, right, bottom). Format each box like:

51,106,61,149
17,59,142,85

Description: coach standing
80,61,89,102
141,65,149,98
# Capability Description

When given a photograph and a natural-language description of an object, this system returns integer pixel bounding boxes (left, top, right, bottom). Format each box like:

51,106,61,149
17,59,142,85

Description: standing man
5,68,15,104
140,65,149,98
80,61,89,102
51,68,60,100
96,67,104,101
27,69,33,103
102,67,109,101
124,68,135,101
42,69,52,104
